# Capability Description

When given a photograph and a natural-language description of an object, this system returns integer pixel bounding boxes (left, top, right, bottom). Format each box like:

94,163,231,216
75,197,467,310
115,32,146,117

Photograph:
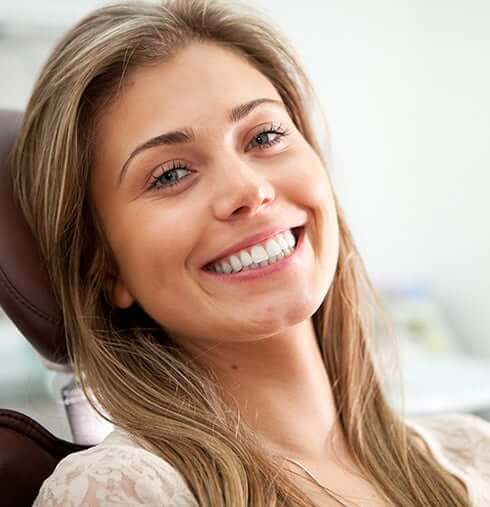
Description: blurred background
1,0,489,442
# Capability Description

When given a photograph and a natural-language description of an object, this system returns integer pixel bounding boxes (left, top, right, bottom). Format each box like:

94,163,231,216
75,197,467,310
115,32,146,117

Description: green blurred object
380,282,461,355
377,281,490,417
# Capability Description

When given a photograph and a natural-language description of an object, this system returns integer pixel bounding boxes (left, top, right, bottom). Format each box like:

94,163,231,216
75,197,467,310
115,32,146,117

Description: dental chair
0,109,103,506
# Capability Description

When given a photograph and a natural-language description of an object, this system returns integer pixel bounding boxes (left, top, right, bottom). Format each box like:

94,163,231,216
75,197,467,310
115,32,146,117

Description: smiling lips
202,225,298,269
205,228,298,272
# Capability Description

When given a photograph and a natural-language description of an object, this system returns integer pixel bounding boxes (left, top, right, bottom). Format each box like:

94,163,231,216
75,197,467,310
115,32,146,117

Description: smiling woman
10,0,488,506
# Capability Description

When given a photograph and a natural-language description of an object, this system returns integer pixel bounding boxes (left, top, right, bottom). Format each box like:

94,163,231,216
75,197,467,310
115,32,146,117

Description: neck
179,318,349,464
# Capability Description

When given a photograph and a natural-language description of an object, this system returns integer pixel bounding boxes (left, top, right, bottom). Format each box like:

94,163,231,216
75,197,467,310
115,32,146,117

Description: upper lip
202,223,304,268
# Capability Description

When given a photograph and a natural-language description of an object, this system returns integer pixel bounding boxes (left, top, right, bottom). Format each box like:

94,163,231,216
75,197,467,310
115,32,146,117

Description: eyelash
147,122,290,193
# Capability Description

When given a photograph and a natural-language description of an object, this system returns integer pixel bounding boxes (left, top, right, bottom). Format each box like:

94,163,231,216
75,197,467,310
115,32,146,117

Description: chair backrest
0,110,68,364
0,109,91,506
0,409,88,507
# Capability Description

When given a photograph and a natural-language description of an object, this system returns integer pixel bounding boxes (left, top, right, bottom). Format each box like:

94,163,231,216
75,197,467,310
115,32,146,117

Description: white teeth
221,261,232,274
264,237,282,257
208,228,300,274
250,244,268,264
229,255,242,271
276,234,289,251
286,229,296,248
239,250,253,267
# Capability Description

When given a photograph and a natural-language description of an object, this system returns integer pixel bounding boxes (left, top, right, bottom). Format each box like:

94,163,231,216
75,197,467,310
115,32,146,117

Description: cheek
307,170,332,210
285,147,333,209
292,151,339,258
116,205,204,290
102,207,168,285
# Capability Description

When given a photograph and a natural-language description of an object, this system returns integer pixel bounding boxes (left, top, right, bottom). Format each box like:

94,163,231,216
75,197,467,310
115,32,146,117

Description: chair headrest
0,109,68,365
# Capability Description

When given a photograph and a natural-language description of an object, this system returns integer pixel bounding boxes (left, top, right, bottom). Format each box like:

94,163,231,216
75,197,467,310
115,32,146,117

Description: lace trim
406,412,490,505
33,430,198,506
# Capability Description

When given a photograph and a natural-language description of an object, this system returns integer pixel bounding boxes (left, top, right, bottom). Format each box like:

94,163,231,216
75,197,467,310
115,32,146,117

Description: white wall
1,0,489,354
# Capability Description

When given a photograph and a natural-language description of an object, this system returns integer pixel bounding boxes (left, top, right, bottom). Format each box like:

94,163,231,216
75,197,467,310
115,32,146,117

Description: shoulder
33,428,198,506
406,411,490,457
406,412,490,504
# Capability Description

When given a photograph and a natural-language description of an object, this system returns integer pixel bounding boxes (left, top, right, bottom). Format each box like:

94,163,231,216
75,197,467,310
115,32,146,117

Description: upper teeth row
209,229,297,273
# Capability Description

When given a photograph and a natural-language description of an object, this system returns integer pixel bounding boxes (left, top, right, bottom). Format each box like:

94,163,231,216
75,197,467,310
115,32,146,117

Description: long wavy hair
11,1,468,505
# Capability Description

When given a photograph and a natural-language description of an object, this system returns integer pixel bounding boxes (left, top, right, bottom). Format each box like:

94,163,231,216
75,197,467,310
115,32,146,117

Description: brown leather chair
0,110,92,506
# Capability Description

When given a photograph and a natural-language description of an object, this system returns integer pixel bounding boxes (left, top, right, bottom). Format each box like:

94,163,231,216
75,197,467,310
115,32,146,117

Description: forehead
95,42,282,156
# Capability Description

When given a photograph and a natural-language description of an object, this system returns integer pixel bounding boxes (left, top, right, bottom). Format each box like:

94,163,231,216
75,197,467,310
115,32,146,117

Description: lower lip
201,226,306,283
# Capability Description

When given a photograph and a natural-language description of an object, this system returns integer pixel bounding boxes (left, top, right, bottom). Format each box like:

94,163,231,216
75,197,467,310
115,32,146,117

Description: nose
210,155,276,220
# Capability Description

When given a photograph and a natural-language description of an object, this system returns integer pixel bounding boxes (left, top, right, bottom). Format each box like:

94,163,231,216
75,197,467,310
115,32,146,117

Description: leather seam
0,264,59,324
0,410,88,457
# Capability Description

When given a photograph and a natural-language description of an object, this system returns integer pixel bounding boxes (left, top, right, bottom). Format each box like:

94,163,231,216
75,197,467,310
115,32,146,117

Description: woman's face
90,41,339,347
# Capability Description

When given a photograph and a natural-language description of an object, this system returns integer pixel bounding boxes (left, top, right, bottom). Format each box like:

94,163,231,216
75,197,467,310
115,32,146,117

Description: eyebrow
118,97,286,185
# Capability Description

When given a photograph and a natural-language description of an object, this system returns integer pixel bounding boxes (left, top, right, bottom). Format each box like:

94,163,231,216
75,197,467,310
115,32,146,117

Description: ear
105,272,134,309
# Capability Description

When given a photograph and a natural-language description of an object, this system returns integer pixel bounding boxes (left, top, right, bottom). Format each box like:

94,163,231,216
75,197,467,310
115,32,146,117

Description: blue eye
147,122,290,193
148,160,191,193
246,122,289,151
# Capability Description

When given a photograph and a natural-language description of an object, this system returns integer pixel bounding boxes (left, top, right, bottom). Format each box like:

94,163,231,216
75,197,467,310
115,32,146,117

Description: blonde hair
12,1,468,505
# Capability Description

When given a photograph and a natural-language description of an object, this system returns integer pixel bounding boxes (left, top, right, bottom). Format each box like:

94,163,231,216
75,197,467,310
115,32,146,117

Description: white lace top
33,412,490,506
